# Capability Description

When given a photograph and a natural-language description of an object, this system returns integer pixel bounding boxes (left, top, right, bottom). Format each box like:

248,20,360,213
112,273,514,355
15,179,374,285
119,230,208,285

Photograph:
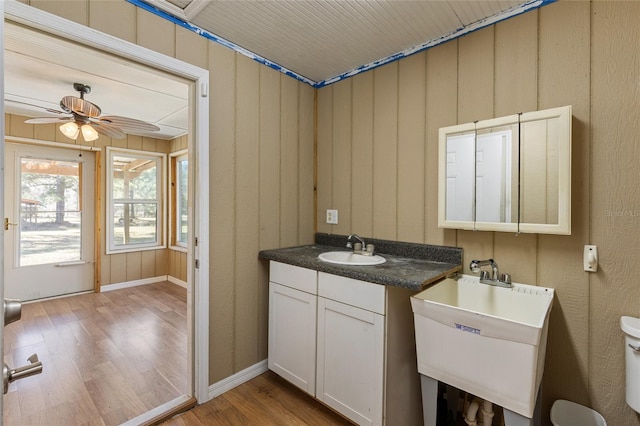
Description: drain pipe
481,400,494,425
464,397,481,426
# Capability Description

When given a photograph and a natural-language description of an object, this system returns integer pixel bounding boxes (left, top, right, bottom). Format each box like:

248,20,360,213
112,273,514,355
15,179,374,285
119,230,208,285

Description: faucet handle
346,241,353,248
479,270,490,281
500,273,512,284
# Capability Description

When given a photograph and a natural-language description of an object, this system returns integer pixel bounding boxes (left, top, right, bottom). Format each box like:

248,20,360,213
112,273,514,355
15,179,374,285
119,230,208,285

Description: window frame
106,147,167,254
170,149,189,251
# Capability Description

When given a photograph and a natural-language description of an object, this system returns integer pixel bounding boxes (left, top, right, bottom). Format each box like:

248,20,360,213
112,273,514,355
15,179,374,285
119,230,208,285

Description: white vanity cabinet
317,272,386,425
268,261,318,395
268,261,423,426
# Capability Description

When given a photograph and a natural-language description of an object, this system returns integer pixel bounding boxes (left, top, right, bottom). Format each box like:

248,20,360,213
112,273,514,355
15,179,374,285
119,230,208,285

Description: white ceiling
4,1,548,140
144,0,544,85
4,21,190,140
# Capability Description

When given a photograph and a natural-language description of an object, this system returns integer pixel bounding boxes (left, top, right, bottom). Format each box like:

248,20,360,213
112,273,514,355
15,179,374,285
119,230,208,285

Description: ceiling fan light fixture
59,121,79,139
81,124,99,142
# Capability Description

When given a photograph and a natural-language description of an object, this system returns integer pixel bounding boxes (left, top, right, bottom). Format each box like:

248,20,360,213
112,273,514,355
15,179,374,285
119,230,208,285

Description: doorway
4,143,95,301
2,1,211,422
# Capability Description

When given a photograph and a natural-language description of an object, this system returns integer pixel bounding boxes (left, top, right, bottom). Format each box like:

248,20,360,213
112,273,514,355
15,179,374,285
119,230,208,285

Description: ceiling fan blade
24,117,74,124
6,99,67,115
91,122,126,139
98,115,160,132
60,96,101,118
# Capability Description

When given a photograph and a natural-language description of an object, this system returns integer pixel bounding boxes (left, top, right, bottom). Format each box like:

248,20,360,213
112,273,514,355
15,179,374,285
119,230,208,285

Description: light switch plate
326,209,338,224
584,245,598,272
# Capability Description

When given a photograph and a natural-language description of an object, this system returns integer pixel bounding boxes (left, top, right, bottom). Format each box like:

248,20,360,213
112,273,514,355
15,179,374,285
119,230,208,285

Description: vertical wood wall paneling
258,65,282,361
280,76,300,247
492,10,538,285
397,53,426,243
591,2,640,422
234,55,261,371
537,0,591,413
110,253,127,284
30,0,88,26
298,84,315,245
372,63,399,240
128,135,143,151
316,87,334,234
135,8,175,58
141,250,156,279
156,249,169,277
175,25,209,69
351,72,375,237
456,27,496,270
88,0,136,43
424,41,458,247
331,79,353,235
258,68,281,250
33,122,56,143
126,251,142,281
208,42,237,382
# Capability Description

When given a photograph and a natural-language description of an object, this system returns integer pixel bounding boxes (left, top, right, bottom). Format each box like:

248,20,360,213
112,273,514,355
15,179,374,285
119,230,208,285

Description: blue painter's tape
126,0,316,87
314,0,557,88
455,323,481,335
127,0,556,89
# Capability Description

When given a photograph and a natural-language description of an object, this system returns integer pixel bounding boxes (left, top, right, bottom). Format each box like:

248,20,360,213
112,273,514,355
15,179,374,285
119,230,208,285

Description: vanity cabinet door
268,282,317,395
316,296,385,426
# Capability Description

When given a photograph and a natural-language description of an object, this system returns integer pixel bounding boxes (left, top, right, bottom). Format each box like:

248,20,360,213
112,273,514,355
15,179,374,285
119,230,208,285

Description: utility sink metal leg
420,374,438,426
503,387,542,426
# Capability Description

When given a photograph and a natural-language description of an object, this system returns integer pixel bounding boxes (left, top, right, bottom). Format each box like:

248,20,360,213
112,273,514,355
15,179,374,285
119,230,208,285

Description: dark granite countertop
259,234,463,291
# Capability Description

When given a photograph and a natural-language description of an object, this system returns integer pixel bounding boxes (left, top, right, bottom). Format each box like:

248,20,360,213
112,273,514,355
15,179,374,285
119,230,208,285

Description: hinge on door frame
195,259,200,269
195,237,198,247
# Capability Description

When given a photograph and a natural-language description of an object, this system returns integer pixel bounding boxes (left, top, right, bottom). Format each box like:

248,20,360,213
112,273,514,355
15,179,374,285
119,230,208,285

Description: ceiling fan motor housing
60,96,101,118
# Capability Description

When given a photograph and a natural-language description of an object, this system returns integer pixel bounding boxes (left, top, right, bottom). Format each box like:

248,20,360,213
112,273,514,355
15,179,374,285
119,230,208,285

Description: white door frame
3,0,210,411
0,0,6,421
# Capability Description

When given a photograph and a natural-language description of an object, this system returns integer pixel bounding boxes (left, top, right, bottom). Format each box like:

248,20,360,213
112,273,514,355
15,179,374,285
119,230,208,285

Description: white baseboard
168,275,187,288
101,276,168,292
208,360,268,401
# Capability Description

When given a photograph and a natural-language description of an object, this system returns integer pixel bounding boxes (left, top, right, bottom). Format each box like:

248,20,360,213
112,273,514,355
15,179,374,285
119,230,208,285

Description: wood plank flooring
3,281,188,426
161,370,353,426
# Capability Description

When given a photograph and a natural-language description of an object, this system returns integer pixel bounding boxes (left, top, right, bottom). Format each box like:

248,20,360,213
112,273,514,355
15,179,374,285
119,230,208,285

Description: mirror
438,105,571,235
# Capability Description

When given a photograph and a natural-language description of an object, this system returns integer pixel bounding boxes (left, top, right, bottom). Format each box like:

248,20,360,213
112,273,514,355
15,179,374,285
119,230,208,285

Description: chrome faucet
346,234,375,256
469,259,512,288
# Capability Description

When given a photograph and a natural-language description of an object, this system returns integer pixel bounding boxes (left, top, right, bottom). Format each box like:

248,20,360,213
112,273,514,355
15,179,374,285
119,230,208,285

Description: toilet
550,400,606,426
621,315,640,414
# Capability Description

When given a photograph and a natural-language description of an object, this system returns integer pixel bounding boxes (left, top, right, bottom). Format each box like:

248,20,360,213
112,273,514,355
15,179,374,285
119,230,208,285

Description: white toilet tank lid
621,316,640,338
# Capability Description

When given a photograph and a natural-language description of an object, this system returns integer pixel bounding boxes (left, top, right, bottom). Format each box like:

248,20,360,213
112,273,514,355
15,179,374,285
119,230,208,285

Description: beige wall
317,1,639,425
21,1,640,425
24,0,316,386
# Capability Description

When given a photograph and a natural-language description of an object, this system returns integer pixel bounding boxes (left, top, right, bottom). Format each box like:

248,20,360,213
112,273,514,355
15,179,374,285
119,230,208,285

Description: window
107,148,165,253
171,150,189,248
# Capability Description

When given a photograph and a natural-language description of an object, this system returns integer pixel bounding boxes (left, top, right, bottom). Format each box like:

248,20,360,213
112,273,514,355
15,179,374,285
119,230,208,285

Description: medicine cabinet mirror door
518,106,572,234
438,105,572,235
474,116,519,232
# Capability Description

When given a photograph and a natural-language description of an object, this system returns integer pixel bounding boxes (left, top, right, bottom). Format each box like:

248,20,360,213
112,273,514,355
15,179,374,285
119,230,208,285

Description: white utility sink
318,251,386,266
411,275,554,418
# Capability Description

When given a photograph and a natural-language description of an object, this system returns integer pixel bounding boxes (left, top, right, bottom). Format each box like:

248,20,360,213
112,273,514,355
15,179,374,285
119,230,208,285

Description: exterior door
4,143,95,301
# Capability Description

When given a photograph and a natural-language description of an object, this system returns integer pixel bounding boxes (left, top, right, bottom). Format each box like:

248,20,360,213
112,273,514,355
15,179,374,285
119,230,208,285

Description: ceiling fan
23,82,160,141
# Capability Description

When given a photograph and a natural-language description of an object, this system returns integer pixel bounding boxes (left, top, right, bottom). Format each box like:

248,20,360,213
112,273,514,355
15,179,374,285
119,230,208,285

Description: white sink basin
318,251,386,266
411,275,554,418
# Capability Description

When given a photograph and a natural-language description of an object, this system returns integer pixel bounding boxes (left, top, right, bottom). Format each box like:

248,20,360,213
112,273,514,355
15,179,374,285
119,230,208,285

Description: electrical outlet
326,209,338,224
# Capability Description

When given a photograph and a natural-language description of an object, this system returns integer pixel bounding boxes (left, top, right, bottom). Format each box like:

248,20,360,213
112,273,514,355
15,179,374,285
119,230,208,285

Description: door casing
2,1,211,419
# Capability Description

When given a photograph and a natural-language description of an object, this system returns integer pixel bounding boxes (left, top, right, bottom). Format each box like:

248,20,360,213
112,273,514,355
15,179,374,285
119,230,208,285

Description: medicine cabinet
438,105,571,235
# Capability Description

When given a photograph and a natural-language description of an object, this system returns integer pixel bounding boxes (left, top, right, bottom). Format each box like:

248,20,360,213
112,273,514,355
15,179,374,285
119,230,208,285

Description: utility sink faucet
469,259,512,288
346,234,375,256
